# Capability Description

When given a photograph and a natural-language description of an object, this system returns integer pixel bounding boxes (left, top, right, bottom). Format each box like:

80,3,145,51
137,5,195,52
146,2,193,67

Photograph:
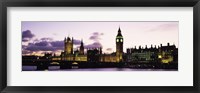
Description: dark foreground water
22,66,177,71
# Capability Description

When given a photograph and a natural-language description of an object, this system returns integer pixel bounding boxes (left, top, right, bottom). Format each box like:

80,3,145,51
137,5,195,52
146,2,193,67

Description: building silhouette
51,27,124,62
49,27,178,63
79,39,84,55
126,43,178,63
64,37,73,55
59,37,87,61
116,27,123,62
22,26,178,71
87,48,102,62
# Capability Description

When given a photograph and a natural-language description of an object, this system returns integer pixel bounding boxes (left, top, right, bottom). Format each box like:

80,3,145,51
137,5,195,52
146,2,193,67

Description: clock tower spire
116,27,123,62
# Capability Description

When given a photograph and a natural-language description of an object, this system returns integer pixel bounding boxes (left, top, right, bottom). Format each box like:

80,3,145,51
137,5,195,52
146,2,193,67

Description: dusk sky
22,21,178,56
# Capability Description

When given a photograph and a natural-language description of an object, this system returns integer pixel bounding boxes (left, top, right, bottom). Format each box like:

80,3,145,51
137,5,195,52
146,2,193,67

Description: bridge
22,59,178,71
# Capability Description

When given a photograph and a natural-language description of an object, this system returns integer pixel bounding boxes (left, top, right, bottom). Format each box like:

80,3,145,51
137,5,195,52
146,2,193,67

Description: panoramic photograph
22,21,178,71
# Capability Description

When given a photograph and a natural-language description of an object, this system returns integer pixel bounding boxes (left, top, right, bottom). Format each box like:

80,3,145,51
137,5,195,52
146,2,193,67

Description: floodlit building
116,27,124,62
51,27,124,62
126,43,178,63
158,43,178,63
50,27,178,63
52,37,87,62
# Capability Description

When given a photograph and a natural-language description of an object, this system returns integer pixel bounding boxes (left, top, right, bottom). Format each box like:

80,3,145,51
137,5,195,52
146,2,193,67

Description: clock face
121,39,123,42
117,39,119,42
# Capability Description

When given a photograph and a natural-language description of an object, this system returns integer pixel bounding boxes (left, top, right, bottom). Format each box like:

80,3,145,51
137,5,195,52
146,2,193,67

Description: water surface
22,66,177,71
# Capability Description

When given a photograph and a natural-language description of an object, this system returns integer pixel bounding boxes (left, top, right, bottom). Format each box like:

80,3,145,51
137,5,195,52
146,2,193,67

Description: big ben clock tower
116,27,123,62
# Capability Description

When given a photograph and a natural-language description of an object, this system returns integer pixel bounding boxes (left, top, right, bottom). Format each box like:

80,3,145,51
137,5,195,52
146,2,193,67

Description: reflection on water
22,66,37,71
22,66,177,71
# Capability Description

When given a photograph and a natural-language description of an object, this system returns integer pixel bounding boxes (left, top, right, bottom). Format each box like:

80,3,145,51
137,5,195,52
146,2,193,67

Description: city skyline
22,21,178,56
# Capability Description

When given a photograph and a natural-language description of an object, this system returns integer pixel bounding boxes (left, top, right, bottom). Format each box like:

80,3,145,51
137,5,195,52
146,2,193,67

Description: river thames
22,66,177,71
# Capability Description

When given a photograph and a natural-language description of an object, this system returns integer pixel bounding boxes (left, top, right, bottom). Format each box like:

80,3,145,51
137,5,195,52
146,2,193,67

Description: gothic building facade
52,27,124,62
51,27,178,63
126,43,178,63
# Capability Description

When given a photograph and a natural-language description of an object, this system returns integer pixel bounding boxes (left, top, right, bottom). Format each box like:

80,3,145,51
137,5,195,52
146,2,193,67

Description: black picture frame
0,0,200,93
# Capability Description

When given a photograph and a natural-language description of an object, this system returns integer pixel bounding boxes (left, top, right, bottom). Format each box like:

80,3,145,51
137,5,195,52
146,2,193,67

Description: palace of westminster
49,27,178,63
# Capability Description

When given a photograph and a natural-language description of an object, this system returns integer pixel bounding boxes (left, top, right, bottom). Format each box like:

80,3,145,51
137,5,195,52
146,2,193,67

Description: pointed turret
81,39,83,46
72,37,74,43
64,37,66,42
67,36,71,41
80,39,84,55
117,27,123,37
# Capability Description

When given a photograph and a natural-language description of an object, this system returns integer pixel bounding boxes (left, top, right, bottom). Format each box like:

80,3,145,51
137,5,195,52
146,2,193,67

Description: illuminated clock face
117,39,119,42
121,39,123,42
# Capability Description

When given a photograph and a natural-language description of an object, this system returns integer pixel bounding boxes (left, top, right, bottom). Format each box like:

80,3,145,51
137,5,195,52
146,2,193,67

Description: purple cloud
26,45,56,51
33,39,39,42
85,42,102,48
93,32,104,36
23,37,86,55
73,39,81,45
89,32,104,41
22,50,32,54
51,41,64,47
23,39,64,53
26,42,62,51
35,41,49,46
22,30,35,42
89,36,99,40
41,37,53,41
22,38,30,42
22,45,27,48
86,32,104,49
149,23,178,32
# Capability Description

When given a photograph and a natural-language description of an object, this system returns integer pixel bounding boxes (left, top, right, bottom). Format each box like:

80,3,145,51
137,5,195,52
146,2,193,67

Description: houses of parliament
50,27,178,63
52,27,124,62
